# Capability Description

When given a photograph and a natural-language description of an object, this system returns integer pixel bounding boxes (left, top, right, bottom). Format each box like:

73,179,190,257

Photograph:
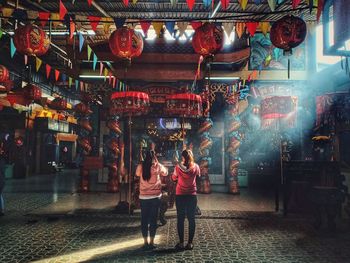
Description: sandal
185,243,194,250
175,243,185,250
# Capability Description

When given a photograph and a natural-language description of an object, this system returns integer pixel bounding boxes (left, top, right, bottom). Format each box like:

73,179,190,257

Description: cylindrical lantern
165,93,203,118
192,23,224,57
13,24,50,56
24,84,42,101
0,65,10,82
270,16,307,55
110,91,150,116
109,27,144,60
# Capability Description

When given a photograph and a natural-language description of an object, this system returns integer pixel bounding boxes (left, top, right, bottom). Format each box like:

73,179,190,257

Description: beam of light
210,2,222,19
32,236,161,263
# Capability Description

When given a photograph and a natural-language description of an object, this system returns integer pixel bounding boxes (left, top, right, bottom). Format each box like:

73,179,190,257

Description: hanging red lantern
109,27,144,60
192,23,224,57
165,93,203,118
50,98,68,111
270,15,307,55
24,84,42,101
110,91,150,116
0,65,10,82
13,24,50,56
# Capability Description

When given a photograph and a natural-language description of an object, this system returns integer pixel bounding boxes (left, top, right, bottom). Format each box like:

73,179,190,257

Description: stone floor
1,170,350,263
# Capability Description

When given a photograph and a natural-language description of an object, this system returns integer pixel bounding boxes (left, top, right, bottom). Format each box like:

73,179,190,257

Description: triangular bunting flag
177,22,188,36
292,0,302,9
165,21,176,36
108,72,112,85
104,68,108,81
317,0,324,23
80,81,84,91
61,74,66,83
239,0,248,10
123,0,129,6
132,0,138,3
59,0,67,21
79,32,84,52
87,0,93,6
235,22,245,39
87,45,92,61
203,0,211,7
99,62,104,75
152,22,163,37
267,0,276,11
0,29,3,39
36,57,42,72
38,12,50,27
75,80,79,90
88,16,101,32
259,22,270,36
24,55,28,65
223,22,234,36
191,21,202,30
69,17,76,39
50,13,62,28
140,21,151,36
114,18,126,28
102,17,113,34
69,77,72,87
10,39,16,58
27,10,39,22
221,0,230,10
113,76,116,88
170,0,178,6
186,0,195,11
254,0,262,4
55,69,60,81
46,64,51,79
246,22,258,36
93,53,98,70
2,8,15,23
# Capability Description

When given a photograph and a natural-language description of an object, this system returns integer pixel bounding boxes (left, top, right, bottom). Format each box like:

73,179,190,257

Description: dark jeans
140,198,161,238
175,195,197,244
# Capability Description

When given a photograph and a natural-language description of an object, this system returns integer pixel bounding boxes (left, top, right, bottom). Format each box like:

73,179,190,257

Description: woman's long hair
182,149,194,169
142,150,153,181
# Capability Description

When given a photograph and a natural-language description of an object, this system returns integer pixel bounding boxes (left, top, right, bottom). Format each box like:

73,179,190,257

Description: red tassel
186,0,195,11
38,12,50,27
59,0,67,21
221,0,230,10
88,16,101,32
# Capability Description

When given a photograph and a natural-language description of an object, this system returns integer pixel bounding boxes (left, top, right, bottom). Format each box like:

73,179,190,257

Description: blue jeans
140,198,161,238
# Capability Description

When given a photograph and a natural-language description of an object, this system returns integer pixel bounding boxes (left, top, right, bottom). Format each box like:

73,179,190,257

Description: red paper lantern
270,15,307,54
50,98,68,111
165,93,203,118
0,65,9,82
109,27,144,60
192,23,224,57
110,91,150,116
24,84,42,101
13,24,50,56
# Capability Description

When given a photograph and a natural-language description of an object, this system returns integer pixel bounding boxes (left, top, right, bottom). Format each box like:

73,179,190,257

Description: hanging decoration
13,24,50,56
260,21,270,36
38,12,50,27
239,0,248,10
140,21,151,36
152,22,164,37
109,27,144,61
165,21,176,36
0,65,10,82
235,22,245,39
221,0,230,10
192,23,224,57
267,0,276,11
246,22,259,36
59,0,67,21
165,93,203,118
49,97,68,111
24,84,42,102
10,39,16,58
46,64,51,79
292,0,302,9
110,92,150,116
177,22,188,37
88,16,101,32
186,0,195,11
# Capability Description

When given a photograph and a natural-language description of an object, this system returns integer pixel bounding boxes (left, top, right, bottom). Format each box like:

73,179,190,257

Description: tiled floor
1,170,350,263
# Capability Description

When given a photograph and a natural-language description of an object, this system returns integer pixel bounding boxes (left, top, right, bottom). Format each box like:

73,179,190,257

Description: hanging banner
50,13,61,28
259,22,270,36
69,77,72,87
79,32,84,52
0,29,3,39
59,0,67,20
104,68,108,81
186,0,195,11
292,0,302,9
55,69,60,81
177,22,187,36
69,18,76,39
170,0,178,5
88,16,101,32
87,0,93,6
140,21,151,36
190,21,202,30
235,22,245,39
152,22,163,37
10,39,16,58
246,22,258,36
99,62,104,75
123,0,129,6
203,0,211,7
87,45,92,61
38,12,50,27
36,57,42,72
93,53,98,70
114,18,126,28
223,22,234,36
221,0,229,10
165,21,176,36
46,64,51,79
102,17,113,34
2,8,15,23
27,10,39,22
24,55,28,65
267,0,276,11
317,0,324,23
75,80,79,90
239,0,248,10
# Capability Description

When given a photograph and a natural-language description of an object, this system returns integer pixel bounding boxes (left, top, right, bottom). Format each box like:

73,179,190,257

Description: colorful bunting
140,21,151,36
93,53,98,70
102,17,114,34
132,0,138,3
80,81,84,91
186,0,195,11
36,57,42,72
223,22,234,36
246,22,258,36
61,74,66,83
38,12,50,27
75,80,79,90
165,21,176,36
10,39,16,58
0,29,3,40
104,68,108,81
113,76,116,88
69,17,76,39
24,55,28,65
59,0,67,21
317,0,324,23
69,77,72,87
221,0,230,10
88,16,101,32
235,22,245,39
1,8,15,23
108,72,112,85
123,0,129,6
78,32,84,52
55,69,60,81
191,21,202,30
100,62,104,76
46,64,51,79
177,22,188,37
254,0,262,4
259,22,270,36
152,22,163,37
170,0,178,6
87,0,93,6
50,13,61,28
239,0,248,10
267,0,276,11
292,0,302,9
203,0,211,7
27,10,39,22
114,18,126,28
87,45,92,61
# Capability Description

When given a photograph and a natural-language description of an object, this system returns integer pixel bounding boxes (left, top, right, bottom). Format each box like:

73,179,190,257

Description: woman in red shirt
136,150,168,249
171,149,200,250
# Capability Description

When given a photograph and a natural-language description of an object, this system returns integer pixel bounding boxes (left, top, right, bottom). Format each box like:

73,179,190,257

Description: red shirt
171,163,200,195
